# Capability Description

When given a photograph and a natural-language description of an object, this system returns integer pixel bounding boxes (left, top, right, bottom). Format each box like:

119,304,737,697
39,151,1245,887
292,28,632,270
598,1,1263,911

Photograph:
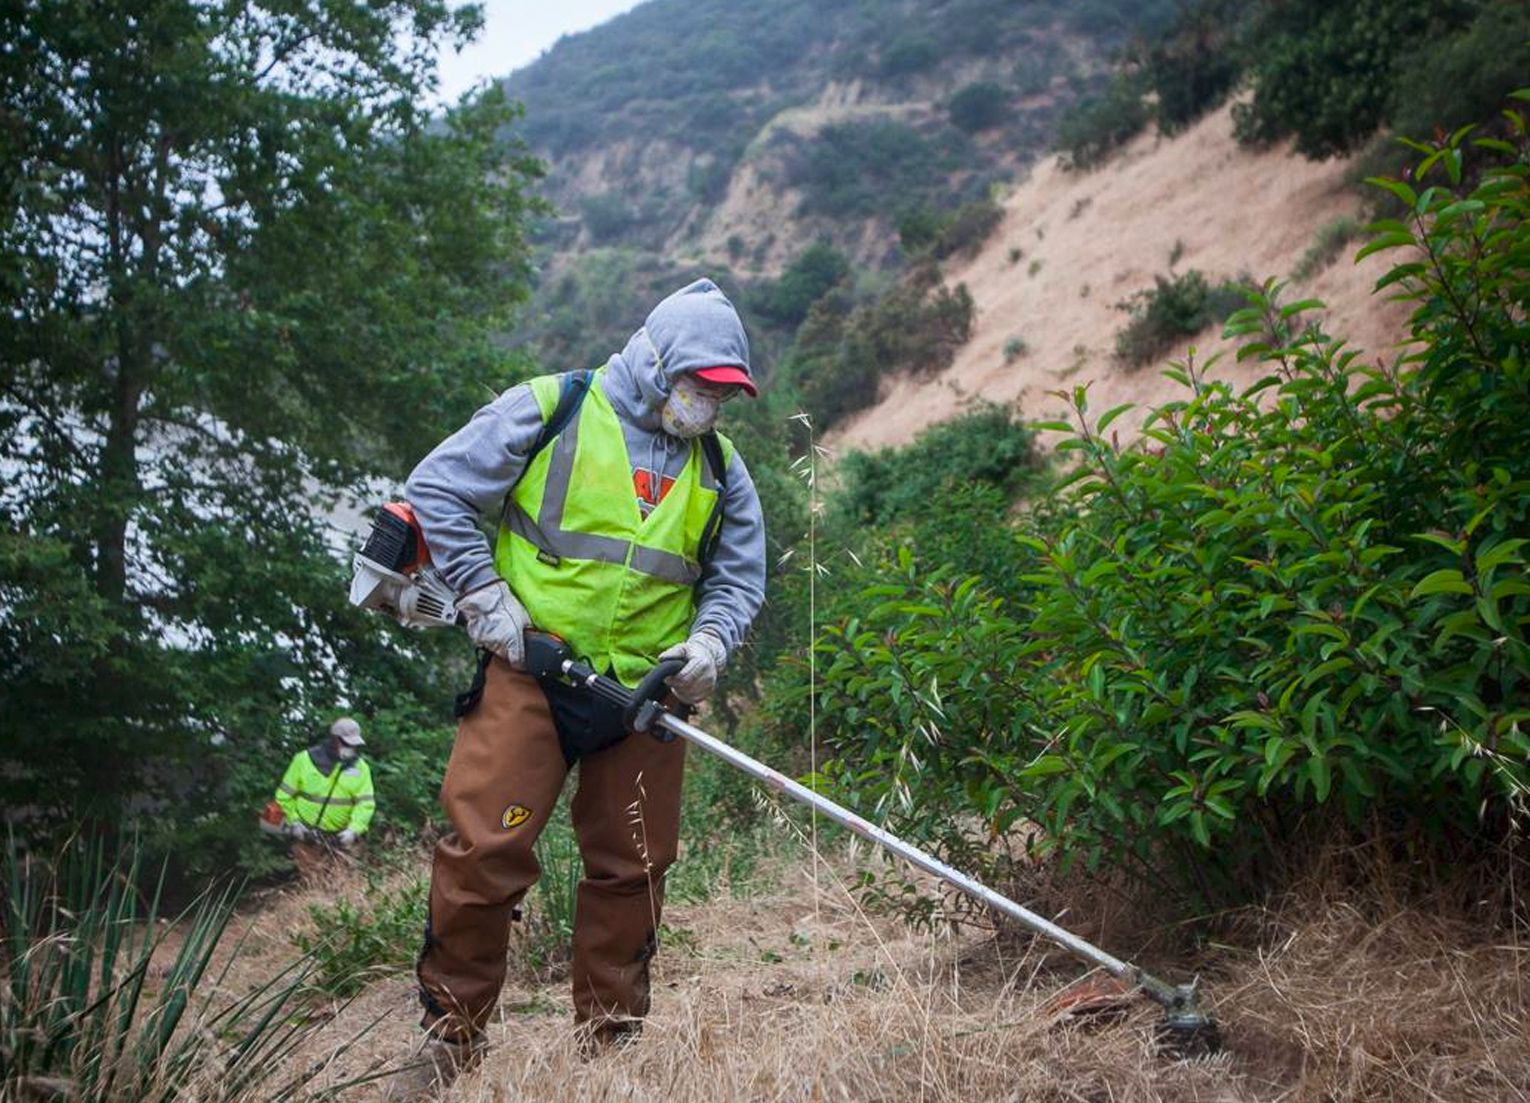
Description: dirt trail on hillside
251,850,1529,1102
831,102,1414,453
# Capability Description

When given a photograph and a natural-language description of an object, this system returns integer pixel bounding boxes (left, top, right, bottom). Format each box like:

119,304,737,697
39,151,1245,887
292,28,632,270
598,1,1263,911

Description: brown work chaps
415,655,686,1041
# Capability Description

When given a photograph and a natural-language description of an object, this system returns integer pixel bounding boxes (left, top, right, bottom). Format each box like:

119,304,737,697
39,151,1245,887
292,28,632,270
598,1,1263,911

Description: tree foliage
797,105,1530,910
1231,0,1476,159
0,0,544,870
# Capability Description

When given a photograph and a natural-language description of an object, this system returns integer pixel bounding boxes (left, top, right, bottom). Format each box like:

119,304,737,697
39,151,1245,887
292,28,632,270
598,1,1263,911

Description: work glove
658,629,727,705
457,580,531,668
337,829,358,846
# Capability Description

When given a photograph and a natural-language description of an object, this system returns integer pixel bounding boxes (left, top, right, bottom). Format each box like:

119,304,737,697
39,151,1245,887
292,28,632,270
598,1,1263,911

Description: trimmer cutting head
1151,982,1222,1059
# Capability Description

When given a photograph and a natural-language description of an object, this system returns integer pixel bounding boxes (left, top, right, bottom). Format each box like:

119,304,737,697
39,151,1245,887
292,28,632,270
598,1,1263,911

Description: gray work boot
380,1034,484,1101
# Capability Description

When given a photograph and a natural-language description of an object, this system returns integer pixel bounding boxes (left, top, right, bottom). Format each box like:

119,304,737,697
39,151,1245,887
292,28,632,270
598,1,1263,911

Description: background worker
274,717,375,875
397,278,766,1088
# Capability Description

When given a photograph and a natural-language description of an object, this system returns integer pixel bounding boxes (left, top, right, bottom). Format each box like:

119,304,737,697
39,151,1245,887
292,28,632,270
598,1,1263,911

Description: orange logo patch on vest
501,804,533,830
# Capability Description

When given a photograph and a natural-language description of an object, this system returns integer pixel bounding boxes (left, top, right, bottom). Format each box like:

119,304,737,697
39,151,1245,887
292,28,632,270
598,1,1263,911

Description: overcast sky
434,0,647,102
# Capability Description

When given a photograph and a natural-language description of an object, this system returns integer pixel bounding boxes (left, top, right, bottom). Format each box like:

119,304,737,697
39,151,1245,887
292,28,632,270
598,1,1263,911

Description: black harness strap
528,369,595,463
697,431,728,568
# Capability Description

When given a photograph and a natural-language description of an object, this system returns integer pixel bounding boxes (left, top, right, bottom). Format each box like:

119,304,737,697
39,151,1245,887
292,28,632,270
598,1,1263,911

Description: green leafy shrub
1014,53,1066,97
295,868,427,997
788,122,958,218
580,192,637,242
805,108,1530,911
879,34,939,78
687,154,734,202
1140,0,1244,134
899,197,1004,260
361,707,455,836
1387,3,1530,160
933,197,1005,259
1113,269,1247,366
947,82,1010,134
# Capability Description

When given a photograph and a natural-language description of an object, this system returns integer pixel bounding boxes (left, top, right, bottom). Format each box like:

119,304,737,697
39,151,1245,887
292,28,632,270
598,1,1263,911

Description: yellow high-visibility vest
494,369,732,685
274,749,375,834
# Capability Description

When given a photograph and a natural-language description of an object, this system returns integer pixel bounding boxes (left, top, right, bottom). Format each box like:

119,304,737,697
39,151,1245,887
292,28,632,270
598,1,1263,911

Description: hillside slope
831,102,1413,451
503,0,1179,275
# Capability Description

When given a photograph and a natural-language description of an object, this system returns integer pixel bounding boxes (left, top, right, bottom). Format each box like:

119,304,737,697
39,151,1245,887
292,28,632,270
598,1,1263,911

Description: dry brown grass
252,838,1528,1103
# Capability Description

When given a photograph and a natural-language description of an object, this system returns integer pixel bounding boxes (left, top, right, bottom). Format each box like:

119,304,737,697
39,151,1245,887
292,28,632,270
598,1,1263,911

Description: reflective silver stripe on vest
506,395,705,586
288,792,370,808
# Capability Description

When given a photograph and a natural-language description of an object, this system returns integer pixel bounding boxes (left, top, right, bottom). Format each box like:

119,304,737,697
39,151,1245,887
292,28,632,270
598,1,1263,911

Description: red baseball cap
694,365,758,397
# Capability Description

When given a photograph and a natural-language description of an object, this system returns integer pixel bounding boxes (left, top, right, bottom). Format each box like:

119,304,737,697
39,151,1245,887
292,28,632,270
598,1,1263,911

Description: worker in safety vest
394,279,765,1087
274,717,375,873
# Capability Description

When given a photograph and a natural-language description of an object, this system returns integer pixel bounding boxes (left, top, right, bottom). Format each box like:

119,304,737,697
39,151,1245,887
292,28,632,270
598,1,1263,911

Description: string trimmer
348,504,1221,1057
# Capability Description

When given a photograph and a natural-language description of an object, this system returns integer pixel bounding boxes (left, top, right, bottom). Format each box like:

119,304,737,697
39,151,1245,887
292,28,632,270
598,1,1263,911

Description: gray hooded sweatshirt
404,279,767,658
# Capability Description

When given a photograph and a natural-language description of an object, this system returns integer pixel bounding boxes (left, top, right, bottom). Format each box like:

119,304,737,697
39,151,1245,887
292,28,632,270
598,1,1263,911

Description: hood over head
603,279,752,430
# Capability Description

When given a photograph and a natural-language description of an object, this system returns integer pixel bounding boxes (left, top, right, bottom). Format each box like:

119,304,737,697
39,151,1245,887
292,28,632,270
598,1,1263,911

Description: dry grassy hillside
254,842,1528,1102
831,102,1414,452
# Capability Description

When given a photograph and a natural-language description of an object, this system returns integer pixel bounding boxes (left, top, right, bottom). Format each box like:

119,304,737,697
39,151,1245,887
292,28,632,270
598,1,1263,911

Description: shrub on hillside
1054,72,1150,171
806,107,1530,911
1387,3,1530,157
833,404,1039,529
788,121,947,218
948,82,1010,134
786,268,974,430
898,197,1004,260
1292,216,1363,280
579,192,636,242
879,34,939,78
1113,270,1246,366
753,241,851,327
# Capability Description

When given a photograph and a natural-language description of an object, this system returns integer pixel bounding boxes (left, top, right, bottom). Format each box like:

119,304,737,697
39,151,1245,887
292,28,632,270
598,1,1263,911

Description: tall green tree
1230,0,1477,159
0,0,543,862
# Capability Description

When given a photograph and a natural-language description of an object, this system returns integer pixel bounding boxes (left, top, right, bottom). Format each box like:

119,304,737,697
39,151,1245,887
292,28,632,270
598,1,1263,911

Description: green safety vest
275,749,375,834
494,369,733,685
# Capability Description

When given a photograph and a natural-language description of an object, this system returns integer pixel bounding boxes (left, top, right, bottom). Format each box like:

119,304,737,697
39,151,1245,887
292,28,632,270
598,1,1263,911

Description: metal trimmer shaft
533,634,1218,1052
656,709,1197,1012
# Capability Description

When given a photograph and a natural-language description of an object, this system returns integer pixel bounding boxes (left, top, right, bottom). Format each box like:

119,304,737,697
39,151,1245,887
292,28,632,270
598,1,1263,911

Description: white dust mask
661,374,723,438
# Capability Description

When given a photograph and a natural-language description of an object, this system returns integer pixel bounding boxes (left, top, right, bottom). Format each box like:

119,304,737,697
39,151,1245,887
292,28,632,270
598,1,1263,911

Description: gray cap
329,717,365,747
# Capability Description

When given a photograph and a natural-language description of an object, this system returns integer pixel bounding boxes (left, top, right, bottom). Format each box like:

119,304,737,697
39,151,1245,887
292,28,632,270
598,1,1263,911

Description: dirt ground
240,839,1529,1103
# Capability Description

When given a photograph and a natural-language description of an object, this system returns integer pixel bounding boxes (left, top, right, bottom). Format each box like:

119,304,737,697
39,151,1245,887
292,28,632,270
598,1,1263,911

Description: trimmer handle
523,630,573,679
625,658,685,737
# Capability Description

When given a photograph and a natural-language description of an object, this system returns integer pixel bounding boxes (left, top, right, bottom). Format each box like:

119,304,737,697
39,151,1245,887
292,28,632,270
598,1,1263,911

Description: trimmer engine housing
348,502,460,629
